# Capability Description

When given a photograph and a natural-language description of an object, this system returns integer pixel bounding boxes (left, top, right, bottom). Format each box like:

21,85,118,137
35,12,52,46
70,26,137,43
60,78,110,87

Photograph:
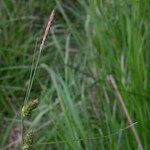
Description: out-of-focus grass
0,0,150,149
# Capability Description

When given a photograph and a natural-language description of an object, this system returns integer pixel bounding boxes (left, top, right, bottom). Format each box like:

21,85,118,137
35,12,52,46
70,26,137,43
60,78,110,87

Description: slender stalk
21,9,55,147
108,75,143,150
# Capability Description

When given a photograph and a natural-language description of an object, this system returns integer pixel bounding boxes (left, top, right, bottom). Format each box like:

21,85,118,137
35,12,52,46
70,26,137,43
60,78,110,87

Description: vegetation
0,0,149,149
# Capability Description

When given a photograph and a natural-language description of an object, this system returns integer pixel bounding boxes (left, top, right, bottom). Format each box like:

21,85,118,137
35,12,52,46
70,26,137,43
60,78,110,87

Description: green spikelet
22,99,39,117
22,130,34,150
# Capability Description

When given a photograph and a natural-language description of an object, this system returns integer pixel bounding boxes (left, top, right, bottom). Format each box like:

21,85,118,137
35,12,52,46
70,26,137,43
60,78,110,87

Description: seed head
22,99,39,117
22,130,34,150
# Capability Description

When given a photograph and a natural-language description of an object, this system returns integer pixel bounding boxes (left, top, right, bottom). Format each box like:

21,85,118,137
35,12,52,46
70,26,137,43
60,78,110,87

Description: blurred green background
0,0,150,149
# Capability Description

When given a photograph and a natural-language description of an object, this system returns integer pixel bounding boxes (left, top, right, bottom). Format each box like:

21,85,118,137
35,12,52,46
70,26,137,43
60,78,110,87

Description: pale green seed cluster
22,99,39,149
22,130,34,150
22,99,39,117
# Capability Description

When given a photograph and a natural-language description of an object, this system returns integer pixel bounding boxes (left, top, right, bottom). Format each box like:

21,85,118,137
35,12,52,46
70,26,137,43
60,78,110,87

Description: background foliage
0,0,150,149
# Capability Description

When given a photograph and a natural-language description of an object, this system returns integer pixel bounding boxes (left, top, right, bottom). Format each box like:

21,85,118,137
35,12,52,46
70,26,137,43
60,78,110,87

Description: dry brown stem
108,75,143,150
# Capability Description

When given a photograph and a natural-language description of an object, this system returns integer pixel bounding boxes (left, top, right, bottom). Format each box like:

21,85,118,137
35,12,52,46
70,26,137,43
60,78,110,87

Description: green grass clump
0,0,150,149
